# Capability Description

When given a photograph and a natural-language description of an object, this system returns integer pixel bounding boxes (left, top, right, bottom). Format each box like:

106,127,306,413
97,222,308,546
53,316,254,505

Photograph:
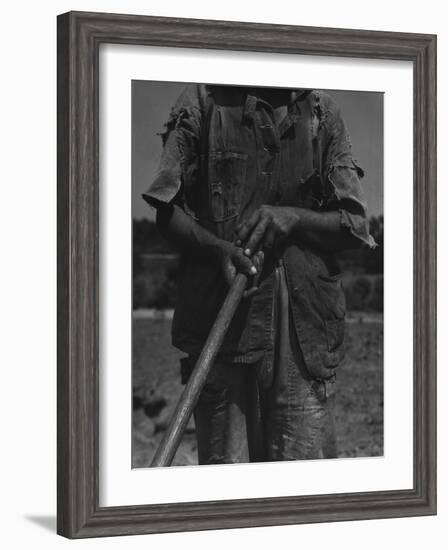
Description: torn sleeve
142,84,203,212
317,93,377,248
339,209,377,248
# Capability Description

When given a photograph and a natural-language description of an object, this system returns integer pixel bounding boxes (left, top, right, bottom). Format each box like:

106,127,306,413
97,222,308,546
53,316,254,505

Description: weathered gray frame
57,11,437,538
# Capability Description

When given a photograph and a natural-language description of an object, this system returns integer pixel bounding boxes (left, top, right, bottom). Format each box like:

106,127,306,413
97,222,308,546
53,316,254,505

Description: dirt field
132,313,383,468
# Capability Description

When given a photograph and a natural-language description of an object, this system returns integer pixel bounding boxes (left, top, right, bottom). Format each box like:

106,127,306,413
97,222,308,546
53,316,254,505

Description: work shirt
143,84,375,380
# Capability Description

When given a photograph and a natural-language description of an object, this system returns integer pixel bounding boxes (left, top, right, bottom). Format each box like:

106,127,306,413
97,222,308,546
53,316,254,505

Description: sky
132,81,383,220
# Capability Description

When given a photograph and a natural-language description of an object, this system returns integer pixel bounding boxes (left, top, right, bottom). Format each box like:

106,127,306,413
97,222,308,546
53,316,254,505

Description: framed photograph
57,11,436,538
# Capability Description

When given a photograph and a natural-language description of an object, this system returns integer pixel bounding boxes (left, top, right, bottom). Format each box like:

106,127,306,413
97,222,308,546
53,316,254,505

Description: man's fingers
223,260,236,286
234,252,257,277
242,250,264,299
252,250,264,273
258,250,265,274
222,245,264,289
235,210,260,243
244,218,269,255
251,251,263,286
263,227,276,250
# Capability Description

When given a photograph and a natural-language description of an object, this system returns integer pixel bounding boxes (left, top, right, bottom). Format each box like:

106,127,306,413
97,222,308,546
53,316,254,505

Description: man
143,84,375,464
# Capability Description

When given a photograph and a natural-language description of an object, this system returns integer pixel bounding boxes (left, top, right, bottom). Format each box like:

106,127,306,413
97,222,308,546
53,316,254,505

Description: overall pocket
316,274,346,323
316,274,346,364
324,318,345,352
207,151,247,222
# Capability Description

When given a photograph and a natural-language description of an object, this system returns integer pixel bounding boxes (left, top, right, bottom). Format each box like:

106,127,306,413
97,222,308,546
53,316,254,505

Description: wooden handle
150,273,248,467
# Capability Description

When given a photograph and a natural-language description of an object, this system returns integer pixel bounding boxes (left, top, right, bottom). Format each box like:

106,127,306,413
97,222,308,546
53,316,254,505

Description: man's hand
156,203,265,297
235,206,301,256
214,242,264,298
234,205,355,255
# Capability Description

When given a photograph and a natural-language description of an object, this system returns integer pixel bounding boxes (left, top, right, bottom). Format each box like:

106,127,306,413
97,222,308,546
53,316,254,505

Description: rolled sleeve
317,92,377,248
328,159,377,248
142,139,182,208
142,84,204,212
339,209,377,248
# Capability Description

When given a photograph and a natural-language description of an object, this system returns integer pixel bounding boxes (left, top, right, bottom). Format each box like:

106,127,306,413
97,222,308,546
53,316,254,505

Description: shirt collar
242,88,309,134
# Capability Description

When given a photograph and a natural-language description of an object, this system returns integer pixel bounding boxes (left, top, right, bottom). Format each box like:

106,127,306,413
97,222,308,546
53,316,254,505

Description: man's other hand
215,242,264,298
235,206,301,256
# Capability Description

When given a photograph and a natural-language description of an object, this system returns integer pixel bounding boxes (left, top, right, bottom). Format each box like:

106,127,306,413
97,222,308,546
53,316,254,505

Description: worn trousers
183,264,338,464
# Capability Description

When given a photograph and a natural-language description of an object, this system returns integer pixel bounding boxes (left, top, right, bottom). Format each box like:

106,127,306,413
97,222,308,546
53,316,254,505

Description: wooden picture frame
57,11,437,538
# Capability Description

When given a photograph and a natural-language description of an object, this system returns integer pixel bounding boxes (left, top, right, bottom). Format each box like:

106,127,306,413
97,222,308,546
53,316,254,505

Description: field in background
134,253,383,312
132,314,383,468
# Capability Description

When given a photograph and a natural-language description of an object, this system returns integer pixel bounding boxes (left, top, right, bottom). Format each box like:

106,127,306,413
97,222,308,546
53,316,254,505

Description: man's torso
172,85,346,379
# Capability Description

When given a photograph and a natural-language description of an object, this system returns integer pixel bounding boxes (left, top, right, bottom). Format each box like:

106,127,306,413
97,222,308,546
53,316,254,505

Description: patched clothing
143,84,375,380
181,261,338,463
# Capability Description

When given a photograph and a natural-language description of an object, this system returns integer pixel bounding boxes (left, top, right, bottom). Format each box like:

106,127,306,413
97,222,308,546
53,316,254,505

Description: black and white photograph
0,1,440,544
131,81,384,468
